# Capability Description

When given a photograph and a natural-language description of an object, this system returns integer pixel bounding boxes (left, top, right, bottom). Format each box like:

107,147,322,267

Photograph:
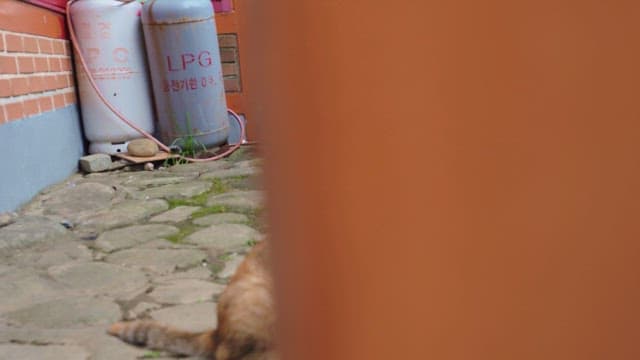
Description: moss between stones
190,205,228,219
165,222,201,244
163,168,265,243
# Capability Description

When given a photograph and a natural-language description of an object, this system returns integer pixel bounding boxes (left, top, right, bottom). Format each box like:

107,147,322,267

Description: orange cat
108,241,278,359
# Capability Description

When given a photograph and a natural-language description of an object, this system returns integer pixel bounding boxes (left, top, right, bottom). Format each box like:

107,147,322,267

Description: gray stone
206,190,264,211
0,216,75,253
150,279,225,305
42,182,116,221
6,240,92,270
0,326,147,360
167,160,231,174
75,199,168,234
93,224,179,253
4,297,120,328
135,238,190,249
217,253,246,279
109,159,129,171
200,167,259,180
192,212,248,226
127,138,158,157
0,212,16,228
0,344,89,360
141,181,212,200
149,302,217,332
79,153,112,173
105,248,207,274
48,262,148,298
0,268,66,313
150,206,201,223
71,326,149,360
154,266,213,283
121,174,197,188
184,223,261,251
127,301,161,319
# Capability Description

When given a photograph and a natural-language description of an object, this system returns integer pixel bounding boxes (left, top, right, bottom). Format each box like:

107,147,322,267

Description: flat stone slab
126,301,162,319
0,326,148,360
153,266,213,283
200,167,259,180
0,216,76,254
167,160,231,174
0,268,66,313
149,279,225,305
149,302,217,332
105,248,207,274
48,262,148,298
4,239,92,270
42,182,116,220
93,224,179,253
150,206,201,223
75,199,168,235
135,238,195,250
3,297,120,328
71,326,149,360
119,171,199,187
206,190,264,211
140,181,212,200
192,212,248,226
0,344,90,360
183,223,261,251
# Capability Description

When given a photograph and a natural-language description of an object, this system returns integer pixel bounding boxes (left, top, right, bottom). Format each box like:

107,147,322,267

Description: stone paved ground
0,147,264,360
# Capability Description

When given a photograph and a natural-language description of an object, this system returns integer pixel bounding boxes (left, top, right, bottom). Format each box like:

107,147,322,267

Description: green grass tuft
246,239,258,247
191,205,228,219
165,223,201,243
141,350,162,359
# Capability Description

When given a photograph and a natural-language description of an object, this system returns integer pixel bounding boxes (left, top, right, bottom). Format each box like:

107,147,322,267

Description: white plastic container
70,0,155,154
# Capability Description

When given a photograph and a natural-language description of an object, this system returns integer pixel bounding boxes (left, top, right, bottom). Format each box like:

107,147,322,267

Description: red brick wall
0,0,77,124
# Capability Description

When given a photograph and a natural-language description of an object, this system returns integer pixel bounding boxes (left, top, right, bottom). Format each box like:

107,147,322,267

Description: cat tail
108,320,217,357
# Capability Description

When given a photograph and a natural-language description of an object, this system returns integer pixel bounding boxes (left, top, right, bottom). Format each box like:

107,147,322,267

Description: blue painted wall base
0,105,85,212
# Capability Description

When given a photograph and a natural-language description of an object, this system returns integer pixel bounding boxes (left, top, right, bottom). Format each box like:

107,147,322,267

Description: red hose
65,0,246,163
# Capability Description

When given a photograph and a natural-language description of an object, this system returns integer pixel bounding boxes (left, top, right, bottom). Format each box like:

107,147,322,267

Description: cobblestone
0,148,263,358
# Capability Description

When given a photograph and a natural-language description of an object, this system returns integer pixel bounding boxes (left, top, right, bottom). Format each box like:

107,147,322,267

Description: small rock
127,138,159,157
0,212,16,228
79,154,112,173
144,162,155,171
60,219,74,229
